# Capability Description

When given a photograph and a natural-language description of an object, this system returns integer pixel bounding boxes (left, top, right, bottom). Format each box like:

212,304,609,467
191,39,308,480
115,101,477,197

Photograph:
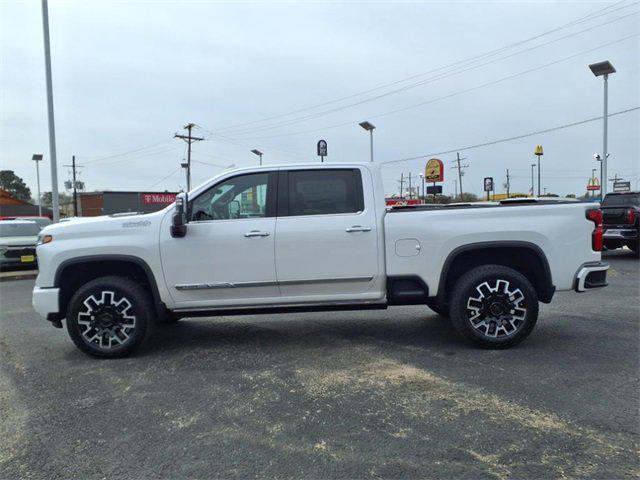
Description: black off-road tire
66,276,153,358
426,298,449,317
450,265,539,349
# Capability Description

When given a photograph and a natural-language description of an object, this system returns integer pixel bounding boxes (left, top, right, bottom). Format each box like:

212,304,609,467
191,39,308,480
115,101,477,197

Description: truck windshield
602,194,640,207
0,223,41,237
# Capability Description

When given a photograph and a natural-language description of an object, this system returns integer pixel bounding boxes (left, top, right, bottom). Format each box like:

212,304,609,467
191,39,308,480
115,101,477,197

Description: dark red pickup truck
602,192,639,256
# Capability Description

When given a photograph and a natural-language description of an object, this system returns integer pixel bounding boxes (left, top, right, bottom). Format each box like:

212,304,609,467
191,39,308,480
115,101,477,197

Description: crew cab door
159,171,279,308
274,167,382,301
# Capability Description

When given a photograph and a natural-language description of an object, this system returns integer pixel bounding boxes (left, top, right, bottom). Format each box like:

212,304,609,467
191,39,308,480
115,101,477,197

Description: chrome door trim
175,280,276,291
279,275,373,285
174,275,373,291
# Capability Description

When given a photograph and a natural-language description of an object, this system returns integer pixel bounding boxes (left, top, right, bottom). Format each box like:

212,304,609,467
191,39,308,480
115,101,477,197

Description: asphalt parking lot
0,250,638,479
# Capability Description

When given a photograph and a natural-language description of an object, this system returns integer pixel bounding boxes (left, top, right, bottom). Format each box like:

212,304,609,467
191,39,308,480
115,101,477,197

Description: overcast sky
1,0,638,198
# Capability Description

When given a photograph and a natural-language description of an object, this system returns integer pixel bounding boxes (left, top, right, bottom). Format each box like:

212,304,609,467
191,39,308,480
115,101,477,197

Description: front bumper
32,286,60,319
574,261,609,292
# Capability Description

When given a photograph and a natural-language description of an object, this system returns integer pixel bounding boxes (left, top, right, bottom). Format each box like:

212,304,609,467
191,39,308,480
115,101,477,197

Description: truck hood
0,235,38,247
41,211,165,238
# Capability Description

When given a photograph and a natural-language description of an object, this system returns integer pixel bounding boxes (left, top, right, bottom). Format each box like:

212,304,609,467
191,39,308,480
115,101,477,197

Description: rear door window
282,169,363,216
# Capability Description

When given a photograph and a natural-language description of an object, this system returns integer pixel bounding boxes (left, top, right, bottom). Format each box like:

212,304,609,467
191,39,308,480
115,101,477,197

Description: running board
172,301,388,319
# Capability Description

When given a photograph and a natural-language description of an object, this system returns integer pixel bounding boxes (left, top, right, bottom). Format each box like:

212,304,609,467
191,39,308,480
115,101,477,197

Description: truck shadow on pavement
134,310,561,360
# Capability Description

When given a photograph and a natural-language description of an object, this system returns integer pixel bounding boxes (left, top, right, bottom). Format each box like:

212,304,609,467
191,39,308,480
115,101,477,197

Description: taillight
586,208,603,251
627,208,637,225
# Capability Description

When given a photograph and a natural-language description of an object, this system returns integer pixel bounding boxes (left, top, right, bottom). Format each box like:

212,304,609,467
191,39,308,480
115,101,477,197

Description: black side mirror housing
170,193,188,238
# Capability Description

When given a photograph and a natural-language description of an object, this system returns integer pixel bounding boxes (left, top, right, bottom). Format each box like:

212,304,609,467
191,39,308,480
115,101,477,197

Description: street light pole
589,60,616,197
602,73,609,197
530,163,536,197
41,0,60,222
358,121,376,162
251,149,263,166
32,154,43,216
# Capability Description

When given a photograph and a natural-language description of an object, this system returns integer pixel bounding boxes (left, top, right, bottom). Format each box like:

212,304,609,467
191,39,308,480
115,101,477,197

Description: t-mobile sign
141,193,177,205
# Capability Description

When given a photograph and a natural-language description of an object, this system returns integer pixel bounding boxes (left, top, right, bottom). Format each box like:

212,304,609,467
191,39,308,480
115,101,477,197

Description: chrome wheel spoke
466,278,527,339
77,290,137,350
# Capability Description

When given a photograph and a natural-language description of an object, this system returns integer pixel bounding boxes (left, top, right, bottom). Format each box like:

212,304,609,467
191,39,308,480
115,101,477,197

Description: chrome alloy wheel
466,279,527,338
77,291,137,349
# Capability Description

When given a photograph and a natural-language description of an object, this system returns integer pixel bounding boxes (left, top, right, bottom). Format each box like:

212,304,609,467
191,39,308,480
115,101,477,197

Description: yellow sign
425,158,444,182
20,255,35,263
534,145,544,156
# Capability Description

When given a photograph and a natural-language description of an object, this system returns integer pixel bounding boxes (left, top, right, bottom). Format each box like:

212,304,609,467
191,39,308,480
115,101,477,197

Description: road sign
426,185,442,195
425,158,444,182
317,140,327,157
587,176,600,191
534,145,544,156
613,181,631,192
484,177,494,192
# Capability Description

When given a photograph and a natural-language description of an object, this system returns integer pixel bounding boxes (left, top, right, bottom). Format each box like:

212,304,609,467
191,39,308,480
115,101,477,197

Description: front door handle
244,230,270,237
345,225,372,233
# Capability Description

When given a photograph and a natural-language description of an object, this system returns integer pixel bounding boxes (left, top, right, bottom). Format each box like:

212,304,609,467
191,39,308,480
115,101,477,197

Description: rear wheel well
56,259,161,320
438,245,554,305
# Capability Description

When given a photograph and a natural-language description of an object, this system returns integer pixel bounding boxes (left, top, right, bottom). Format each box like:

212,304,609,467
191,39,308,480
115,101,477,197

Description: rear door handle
244,230,270,237
345,225,372,233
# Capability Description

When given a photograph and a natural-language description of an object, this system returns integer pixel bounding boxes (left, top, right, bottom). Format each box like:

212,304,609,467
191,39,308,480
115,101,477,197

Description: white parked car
0,220,41,269
33,163,608,357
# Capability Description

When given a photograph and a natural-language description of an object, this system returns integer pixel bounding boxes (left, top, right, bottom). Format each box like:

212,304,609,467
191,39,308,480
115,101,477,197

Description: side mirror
171,193,188,238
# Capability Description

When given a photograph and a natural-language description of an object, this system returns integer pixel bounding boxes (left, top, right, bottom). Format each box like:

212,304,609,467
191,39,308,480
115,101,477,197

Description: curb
0,271,38,282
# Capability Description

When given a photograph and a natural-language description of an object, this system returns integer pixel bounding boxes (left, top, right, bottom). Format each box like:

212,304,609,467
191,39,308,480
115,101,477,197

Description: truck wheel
449,265,538,349
426,298,449,317
66,276,152,358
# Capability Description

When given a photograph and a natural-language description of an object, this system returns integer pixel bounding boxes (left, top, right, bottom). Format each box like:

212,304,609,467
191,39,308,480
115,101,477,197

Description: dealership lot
0,250,638,479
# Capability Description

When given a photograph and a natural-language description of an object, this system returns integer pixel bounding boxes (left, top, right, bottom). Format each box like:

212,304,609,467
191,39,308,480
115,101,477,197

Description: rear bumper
32,286,60,319
603,228,638,239
574,262,609,292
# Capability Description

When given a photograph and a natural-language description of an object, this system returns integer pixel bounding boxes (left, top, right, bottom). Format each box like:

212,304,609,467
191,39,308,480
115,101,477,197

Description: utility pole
451,153,468,199
591,168,597,200
175,123,204,190
398,173,404,198
608,173,624,190
63,156,83,216
505,169,510,198
408,172,413,199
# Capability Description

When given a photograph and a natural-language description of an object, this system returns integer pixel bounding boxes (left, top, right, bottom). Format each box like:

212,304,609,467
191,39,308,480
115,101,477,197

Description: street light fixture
358,121,376,163
588,60,615,196
32,154,43,216
251,149,263,166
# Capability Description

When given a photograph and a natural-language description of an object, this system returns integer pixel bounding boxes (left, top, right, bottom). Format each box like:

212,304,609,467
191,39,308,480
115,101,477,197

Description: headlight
36,235,53,246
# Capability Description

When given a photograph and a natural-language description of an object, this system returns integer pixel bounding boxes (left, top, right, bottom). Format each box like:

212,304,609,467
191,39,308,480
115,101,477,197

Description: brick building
78,191,178,217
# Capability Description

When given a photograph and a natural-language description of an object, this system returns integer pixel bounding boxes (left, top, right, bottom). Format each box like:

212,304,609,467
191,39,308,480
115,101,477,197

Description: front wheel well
56,258,163,320
438,245,554,305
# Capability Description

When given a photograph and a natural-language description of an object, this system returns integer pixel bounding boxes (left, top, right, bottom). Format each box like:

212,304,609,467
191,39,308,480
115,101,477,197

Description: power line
222,13,638,137
147,167,181,190
208,0,636,134
82,140,173,165
230,32,639,141
383,106,640,165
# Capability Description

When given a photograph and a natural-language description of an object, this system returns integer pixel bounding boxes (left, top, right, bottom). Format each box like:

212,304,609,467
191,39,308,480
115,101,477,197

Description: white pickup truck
33,163,608,358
